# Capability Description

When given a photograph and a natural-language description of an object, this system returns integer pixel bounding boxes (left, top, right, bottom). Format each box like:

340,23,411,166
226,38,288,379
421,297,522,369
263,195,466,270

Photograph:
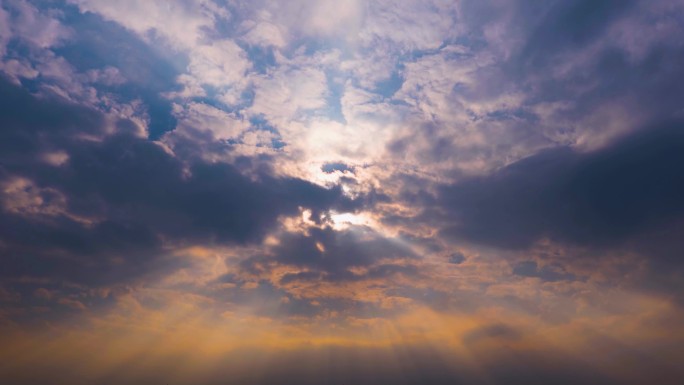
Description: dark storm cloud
0,77,356,286
437,120,684,257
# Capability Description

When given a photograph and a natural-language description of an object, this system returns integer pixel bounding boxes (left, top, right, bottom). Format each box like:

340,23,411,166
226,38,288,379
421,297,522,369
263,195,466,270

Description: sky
1,0,684,384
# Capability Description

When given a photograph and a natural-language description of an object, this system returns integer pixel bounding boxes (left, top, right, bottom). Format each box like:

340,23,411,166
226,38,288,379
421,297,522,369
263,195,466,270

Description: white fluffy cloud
7,0,681,187
173,102,249,141
187,40,251,92
250,65,329,122
67,0,228,49
240,19,287,48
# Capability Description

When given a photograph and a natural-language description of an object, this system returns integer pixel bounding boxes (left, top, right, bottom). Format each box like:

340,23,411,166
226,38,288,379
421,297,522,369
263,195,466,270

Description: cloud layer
1,0,684,384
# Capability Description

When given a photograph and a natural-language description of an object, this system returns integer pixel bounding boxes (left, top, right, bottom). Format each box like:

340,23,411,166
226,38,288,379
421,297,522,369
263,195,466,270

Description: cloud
0,77,356,287
462,323,520,346
436,120,684,257
511,261,576,282
172,102,249,141
243,226,415,279
1,311,681,385
0,6,10,56
381,0,684,180
2,0,71,49
67,0,227,49
359,0,459,50
448,252,466,265
250,64,330,121
186,39,250,90
240,20,287,48
517,0,637,68
1,1,684,383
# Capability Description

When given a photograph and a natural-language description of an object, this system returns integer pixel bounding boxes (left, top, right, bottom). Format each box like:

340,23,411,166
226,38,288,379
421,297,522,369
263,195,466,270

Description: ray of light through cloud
1,0,684,384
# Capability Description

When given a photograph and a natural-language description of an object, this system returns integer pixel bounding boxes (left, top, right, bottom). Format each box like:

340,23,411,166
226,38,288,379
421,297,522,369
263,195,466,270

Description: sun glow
329,211,376,230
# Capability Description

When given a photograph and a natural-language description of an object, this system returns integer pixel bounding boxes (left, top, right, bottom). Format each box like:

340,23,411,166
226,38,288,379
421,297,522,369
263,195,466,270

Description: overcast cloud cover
1,0,684,384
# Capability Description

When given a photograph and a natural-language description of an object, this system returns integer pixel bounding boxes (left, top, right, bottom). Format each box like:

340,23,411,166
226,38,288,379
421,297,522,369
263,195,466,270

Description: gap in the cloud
145,100,177,140
207,8,244,40
285,37,335,59
241,44,278,74
249,114,286,150
193,84,255,112
324,70,347,124
321,162,354,174
372,68,405,99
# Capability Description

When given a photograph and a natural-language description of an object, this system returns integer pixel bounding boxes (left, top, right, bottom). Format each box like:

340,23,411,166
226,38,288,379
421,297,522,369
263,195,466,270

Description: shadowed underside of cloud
242,226,416,280
0,77,355,285
438,120,684,260
231,225,421,317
